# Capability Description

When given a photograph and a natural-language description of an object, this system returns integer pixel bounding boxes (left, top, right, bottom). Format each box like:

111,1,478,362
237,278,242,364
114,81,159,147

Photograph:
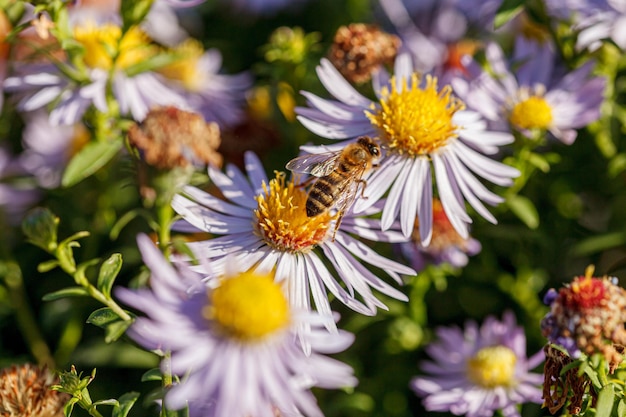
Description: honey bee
286,136,381,238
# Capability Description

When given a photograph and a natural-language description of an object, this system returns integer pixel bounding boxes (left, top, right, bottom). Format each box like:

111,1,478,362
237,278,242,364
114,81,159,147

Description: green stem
160,351,173,417
2,262,55,368
84,283,133,322
157,202,173,254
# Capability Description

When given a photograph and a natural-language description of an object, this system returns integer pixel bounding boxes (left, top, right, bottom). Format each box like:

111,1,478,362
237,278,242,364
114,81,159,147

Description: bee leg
357,179,368,199
294,175,316,188
331,211,346,242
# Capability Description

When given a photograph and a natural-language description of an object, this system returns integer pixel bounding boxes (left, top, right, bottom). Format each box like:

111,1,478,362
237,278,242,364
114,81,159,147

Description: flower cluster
541,266,626,370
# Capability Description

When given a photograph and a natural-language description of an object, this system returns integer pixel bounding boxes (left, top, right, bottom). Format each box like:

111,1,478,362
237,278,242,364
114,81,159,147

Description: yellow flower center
206,271,290,340
73,22,155,70
509,96,553,130
67,124,91,159
254,172,334,252
366,74,464,156
157,39,204,91
467,345,517,388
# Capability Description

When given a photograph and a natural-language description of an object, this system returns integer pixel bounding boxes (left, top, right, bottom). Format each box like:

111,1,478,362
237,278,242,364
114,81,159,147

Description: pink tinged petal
336,232,415,278
216,163,257,209
302,255,336,327
458,129,515,155
381,156,412,231
180,184,251,217
446,150,503,207
340,216,409,242
485,43,518,96
432,153,471,237
254,250,281,274
20,86,62,111
330,236,409,301
453,141,520,185
353,153,405,213
296,115,374,139
400,157,425,237
309,329,354,354
612,16,626,48
417,163,433,246
321,243,386,312
300,92,368,120
317,59,371,107
393,52,414,83
244,152,269,195
443,153,499,223
307,247,373,316
171,195,253,233
288,253,312,312
372,66,390,99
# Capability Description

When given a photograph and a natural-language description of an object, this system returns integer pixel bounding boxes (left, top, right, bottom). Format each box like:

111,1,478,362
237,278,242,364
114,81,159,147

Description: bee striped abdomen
306,162,355,217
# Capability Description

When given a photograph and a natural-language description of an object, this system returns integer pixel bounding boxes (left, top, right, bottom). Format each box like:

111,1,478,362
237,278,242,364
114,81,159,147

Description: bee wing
285,151,341,177
329,166,368,214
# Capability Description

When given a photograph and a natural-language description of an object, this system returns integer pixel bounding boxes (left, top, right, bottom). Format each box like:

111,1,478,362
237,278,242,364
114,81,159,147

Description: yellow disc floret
157,39,204,91
366,74,464,156
467,345,518,388
509,96,553,130
254,172,334,252
73,22,155,70
207,271,290,340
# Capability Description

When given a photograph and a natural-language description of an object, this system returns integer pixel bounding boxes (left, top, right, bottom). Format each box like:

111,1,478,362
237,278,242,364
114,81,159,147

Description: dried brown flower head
0,364,69,417
328,23,401,84
542,345,593,415
128,106,222,170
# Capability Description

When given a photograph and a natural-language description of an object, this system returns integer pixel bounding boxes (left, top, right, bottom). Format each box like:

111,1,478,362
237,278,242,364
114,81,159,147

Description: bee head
357,136,381,158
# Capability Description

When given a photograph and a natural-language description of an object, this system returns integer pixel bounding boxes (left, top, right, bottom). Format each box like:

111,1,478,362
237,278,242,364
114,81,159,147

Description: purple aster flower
0,147,40,225
544,0,626,51
156,40,252,129
218,0,311,16
296,53,519,245
4,19,186,125
117,234,357,417
171,151,414,322
18,111,90,188
411,311,544,417
452,37,606,144
397,198,481,271
377,0,501,79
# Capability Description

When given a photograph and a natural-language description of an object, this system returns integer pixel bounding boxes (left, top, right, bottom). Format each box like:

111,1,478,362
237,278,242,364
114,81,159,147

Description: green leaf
595,384,615,417
38,259,60,273
141,368,163,382
62,140,123,187
104,320,133,343
112,392,140,417
527,152,551,173
93,399,119,407
87,308,123,327
506,194,539,229
494,0,525,29
22,207,59,252
97,254,123,299
42,287,90,301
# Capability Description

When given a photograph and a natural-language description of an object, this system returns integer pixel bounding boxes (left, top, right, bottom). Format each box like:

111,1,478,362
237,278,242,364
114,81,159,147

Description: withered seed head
0,363,69,417
328,23,401,84
128,106,222,170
